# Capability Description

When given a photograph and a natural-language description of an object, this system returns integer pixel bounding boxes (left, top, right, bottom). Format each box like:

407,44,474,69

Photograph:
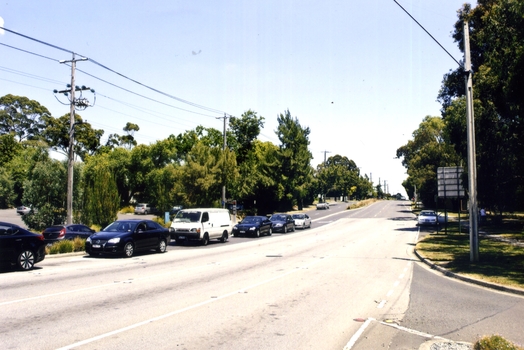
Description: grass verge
416,221,524,289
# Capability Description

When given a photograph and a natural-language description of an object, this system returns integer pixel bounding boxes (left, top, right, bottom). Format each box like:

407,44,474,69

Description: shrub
47,240,74,254
474,335,524,350
120,206,135,214
72,237,85,252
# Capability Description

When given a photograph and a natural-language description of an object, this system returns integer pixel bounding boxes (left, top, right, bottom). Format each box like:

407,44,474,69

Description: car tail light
58,228,66,238
37,234,44,241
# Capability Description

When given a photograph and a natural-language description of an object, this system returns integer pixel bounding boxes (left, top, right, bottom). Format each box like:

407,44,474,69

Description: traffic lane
1,216,416,350
390,262,524,347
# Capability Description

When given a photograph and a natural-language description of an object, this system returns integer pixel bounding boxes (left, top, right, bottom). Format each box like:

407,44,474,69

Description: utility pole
54,54,93,225
217,114,229,208
464,21,479,262
322,150,331,164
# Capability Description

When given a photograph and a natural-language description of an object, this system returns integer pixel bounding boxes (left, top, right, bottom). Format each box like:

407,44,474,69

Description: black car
269,213,295,233
0,223,46,270
85,219,170,258
42,224,96,245
232,216,272,238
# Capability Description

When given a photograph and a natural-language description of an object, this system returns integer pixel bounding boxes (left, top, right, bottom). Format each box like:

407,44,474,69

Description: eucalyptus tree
0,94,49,142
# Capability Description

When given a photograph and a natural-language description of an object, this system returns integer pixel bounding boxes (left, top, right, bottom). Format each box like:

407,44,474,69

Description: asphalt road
2,201,522,349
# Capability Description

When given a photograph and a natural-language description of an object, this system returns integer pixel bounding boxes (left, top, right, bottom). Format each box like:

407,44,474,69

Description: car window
146,221,160,230
174,211,201,223
202,212,209,223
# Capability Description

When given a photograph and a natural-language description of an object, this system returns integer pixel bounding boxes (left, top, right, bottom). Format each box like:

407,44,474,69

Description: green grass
416,218,524,289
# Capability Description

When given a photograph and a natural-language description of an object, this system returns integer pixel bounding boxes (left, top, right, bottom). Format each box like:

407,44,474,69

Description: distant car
292,213,311,229
16,206,32,215
232,216,272,238
134,203,153,215
42,224,96,245
316,202,329,210
0,224,46,270
417,210,438,226
85,219,170,257
269,213,295,233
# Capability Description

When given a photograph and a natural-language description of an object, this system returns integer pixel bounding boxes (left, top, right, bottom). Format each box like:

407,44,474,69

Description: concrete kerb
45,251,87,258
414,249,524,297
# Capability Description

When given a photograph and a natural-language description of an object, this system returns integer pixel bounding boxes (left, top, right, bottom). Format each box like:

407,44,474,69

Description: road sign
437,167,465,198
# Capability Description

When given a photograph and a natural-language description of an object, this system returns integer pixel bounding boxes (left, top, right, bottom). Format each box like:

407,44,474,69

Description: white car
292,213,311,229
417,210,438,226
316,202,329,210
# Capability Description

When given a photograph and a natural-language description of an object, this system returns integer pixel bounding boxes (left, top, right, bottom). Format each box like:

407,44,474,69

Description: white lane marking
377,300,387,309
56,255,333,350
343,317,374,350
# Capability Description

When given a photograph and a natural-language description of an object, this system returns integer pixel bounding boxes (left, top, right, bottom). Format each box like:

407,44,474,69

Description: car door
0,227,16,263
133,222,152,251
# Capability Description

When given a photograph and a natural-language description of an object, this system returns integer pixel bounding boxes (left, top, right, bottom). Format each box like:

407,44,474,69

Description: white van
169,208,232,246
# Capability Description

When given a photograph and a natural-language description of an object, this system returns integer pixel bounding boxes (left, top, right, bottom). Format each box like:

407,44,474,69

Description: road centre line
55,254,333,350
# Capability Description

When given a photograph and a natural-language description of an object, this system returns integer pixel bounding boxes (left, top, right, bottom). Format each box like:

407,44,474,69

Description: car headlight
86,236,92,243
249,227,255,230
274,223,282,227
108,238,120,244
233,225,238,230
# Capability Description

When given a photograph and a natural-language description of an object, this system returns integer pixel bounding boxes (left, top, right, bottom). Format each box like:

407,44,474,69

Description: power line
0,25,230,116
392,0,463,69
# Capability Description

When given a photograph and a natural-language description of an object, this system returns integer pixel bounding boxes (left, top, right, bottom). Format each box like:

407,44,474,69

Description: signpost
437,167,465,234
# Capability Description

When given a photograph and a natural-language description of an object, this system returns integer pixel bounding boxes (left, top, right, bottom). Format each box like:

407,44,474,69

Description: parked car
16,205,32,215
292,213,311,229
417,210,439,226
316,202,329,210
269,213,295,233
170,208,231,245
42,224,95,245
85,219,170,257
134,203,154,215
0,223,46,270
232,216,272,238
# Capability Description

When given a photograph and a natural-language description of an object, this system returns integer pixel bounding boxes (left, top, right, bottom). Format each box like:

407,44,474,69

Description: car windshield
420,211,436,217
104,221,138,232
292,214,305,219
174,211,201,223
242,217,261,224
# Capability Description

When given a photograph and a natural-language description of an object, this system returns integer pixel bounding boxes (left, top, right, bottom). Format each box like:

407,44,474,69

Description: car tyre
220,232,228,243
202,233,209,246
17,250,35,271
292,225,295,232
255,229,260,238
157,239,167,253
123,242,134,257
268,227,272,236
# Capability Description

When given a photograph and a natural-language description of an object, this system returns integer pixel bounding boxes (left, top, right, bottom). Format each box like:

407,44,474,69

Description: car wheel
17,250,35,271
268,227,272,236
144,210,149,215
220,232,228,243
202,233,209,246
123,242,134,257
255,229,260,238
157,239,167,253
292,225,295,232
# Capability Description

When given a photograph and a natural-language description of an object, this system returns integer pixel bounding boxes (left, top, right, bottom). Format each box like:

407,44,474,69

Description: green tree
82,154,120,227
275,110,313,211
21,159,67,230
0,94,49,142
438,1,524,211
229,110,265,165
41,113,103,161
396,116,460,207
317,155,360,201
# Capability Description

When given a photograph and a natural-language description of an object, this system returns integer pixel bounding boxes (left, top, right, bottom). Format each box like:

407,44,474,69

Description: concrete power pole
217,114,228,208
55,54,92,225
464,21,479,262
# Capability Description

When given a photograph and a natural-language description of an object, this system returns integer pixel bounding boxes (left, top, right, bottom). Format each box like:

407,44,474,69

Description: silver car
292,213,311,229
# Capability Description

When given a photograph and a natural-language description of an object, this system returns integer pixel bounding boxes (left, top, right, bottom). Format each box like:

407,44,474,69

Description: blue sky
0,1,476,197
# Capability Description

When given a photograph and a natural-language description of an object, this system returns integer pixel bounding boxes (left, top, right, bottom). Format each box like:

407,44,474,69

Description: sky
0,0,477,197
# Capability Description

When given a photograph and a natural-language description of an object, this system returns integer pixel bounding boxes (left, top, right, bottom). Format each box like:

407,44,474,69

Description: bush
46,238,86,255
120,206,135,214
474,335,524,350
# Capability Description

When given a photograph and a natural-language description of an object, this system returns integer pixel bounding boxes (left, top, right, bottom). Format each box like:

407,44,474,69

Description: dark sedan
232,216,272,238
0,223,46,270
269,213,295,233
42,224,95,245
85,219,170,258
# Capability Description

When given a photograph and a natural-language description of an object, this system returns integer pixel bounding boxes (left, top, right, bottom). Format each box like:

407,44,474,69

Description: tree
438,1,524,211
396,116,460,207
20,159,67,230
0,94,49,142
121,122,139,149
275,110,313,211
317,155,360,201
41,113,103,161
229,110,265,165
81,154,120,227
